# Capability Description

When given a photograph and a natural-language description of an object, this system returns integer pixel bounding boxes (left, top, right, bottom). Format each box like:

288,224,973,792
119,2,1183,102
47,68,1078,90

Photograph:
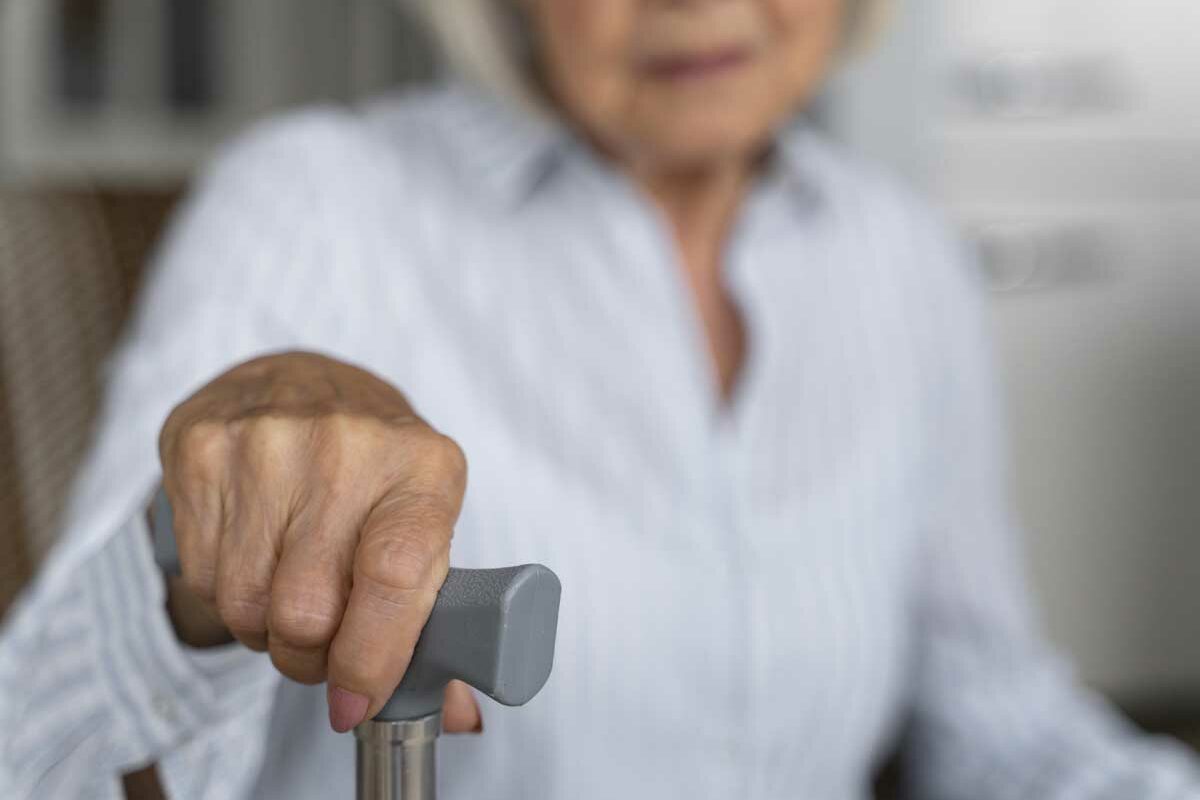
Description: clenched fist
157,352,479,733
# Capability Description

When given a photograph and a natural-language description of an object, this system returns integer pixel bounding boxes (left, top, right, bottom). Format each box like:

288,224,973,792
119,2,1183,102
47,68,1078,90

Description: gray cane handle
149,486,561,722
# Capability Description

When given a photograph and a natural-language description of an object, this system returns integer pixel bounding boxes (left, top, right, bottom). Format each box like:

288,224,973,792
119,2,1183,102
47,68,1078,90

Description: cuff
87,512,279,756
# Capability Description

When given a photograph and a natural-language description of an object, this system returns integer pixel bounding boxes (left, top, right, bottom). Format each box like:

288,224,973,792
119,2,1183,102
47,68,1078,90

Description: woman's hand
157,351,479,733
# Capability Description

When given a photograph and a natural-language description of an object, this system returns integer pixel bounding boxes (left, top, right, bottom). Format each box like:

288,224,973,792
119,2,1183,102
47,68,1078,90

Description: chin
641,118,773,171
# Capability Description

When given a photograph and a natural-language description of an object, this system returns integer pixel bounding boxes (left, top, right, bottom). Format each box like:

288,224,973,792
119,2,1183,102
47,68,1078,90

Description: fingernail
328,687,369,733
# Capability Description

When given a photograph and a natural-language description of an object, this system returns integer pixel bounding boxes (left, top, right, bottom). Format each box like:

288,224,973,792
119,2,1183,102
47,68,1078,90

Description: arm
0,111,351,798
904,224,1200,799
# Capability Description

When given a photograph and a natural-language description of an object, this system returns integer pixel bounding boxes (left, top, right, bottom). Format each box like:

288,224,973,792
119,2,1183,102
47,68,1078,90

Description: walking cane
150,488,562,800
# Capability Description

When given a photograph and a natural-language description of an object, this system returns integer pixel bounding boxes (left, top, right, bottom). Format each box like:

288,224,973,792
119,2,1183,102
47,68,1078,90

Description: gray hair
410,0,888,114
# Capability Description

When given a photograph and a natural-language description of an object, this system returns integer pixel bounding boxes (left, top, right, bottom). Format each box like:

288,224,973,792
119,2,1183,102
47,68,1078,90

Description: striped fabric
2,82,1199,799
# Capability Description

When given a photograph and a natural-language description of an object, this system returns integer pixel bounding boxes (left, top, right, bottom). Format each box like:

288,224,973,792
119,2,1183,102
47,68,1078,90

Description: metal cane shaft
355,713,441,800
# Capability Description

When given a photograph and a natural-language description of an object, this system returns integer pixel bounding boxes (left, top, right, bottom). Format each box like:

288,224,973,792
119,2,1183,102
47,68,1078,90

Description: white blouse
3,82,1199,800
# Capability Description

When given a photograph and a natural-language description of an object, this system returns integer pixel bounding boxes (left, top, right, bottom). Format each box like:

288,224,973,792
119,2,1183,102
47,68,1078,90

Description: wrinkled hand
158,352,479,732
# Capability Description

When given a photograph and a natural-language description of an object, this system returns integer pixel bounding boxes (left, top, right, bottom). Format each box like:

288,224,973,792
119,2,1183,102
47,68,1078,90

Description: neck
623,154,757,402
629,157,755,272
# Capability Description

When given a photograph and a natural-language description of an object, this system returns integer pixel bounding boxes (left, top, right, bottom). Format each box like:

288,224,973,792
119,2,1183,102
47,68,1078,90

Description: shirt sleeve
905,218,1200,799
0,108,362,798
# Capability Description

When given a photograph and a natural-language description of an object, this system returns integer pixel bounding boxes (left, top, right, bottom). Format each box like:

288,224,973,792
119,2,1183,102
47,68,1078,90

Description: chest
346,185,933,793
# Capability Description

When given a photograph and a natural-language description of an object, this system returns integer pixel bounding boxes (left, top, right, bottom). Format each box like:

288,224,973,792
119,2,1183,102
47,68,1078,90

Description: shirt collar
770,118,834,214
440,82,570,207
443,81,832,214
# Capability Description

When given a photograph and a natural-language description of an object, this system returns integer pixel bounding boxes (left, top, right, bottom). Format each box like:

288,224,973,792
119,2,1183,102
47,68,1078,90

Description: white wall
834,0,1200,702
944,0,1200,701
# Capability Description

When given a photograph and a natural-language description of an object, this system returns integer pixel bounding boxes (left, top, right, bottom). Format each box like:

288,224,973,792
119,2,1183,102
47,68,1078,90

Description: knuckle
174,421,230,480
357,534,439,594
398,430,468,502
320,411,364,446
244,415,301,456
312,417,358,483
269,589,344,648
412,429,464,471
428,433,468,484
158,407,187,461
325,414,400,468
217,585,270,635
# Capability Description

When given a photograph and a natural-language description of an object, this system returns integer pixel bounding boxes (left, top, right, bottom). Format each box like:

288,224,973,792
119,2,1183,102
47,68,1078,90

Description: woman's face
527,0,847,170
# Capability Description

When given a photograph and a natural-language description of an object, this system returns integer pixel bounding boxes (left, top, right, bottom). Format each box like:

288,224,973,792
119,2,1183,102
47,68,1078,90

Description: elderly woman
3,0,1200,798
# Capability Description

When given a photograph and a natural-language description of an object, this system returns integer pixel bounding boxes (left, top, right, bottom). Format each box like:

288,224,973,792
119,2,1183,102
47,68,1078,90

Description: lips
642,46,754,81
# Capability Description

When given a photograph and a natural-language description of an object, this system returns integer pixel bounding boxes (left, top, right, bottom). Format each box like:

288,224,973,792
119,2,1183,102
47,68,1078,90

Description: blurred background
1,0,1197,749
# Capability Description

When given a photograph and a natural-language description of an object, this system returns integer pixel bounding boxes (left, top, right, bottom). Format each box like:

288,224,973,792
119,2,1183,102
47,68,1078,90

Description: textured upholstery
0,189,177,619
